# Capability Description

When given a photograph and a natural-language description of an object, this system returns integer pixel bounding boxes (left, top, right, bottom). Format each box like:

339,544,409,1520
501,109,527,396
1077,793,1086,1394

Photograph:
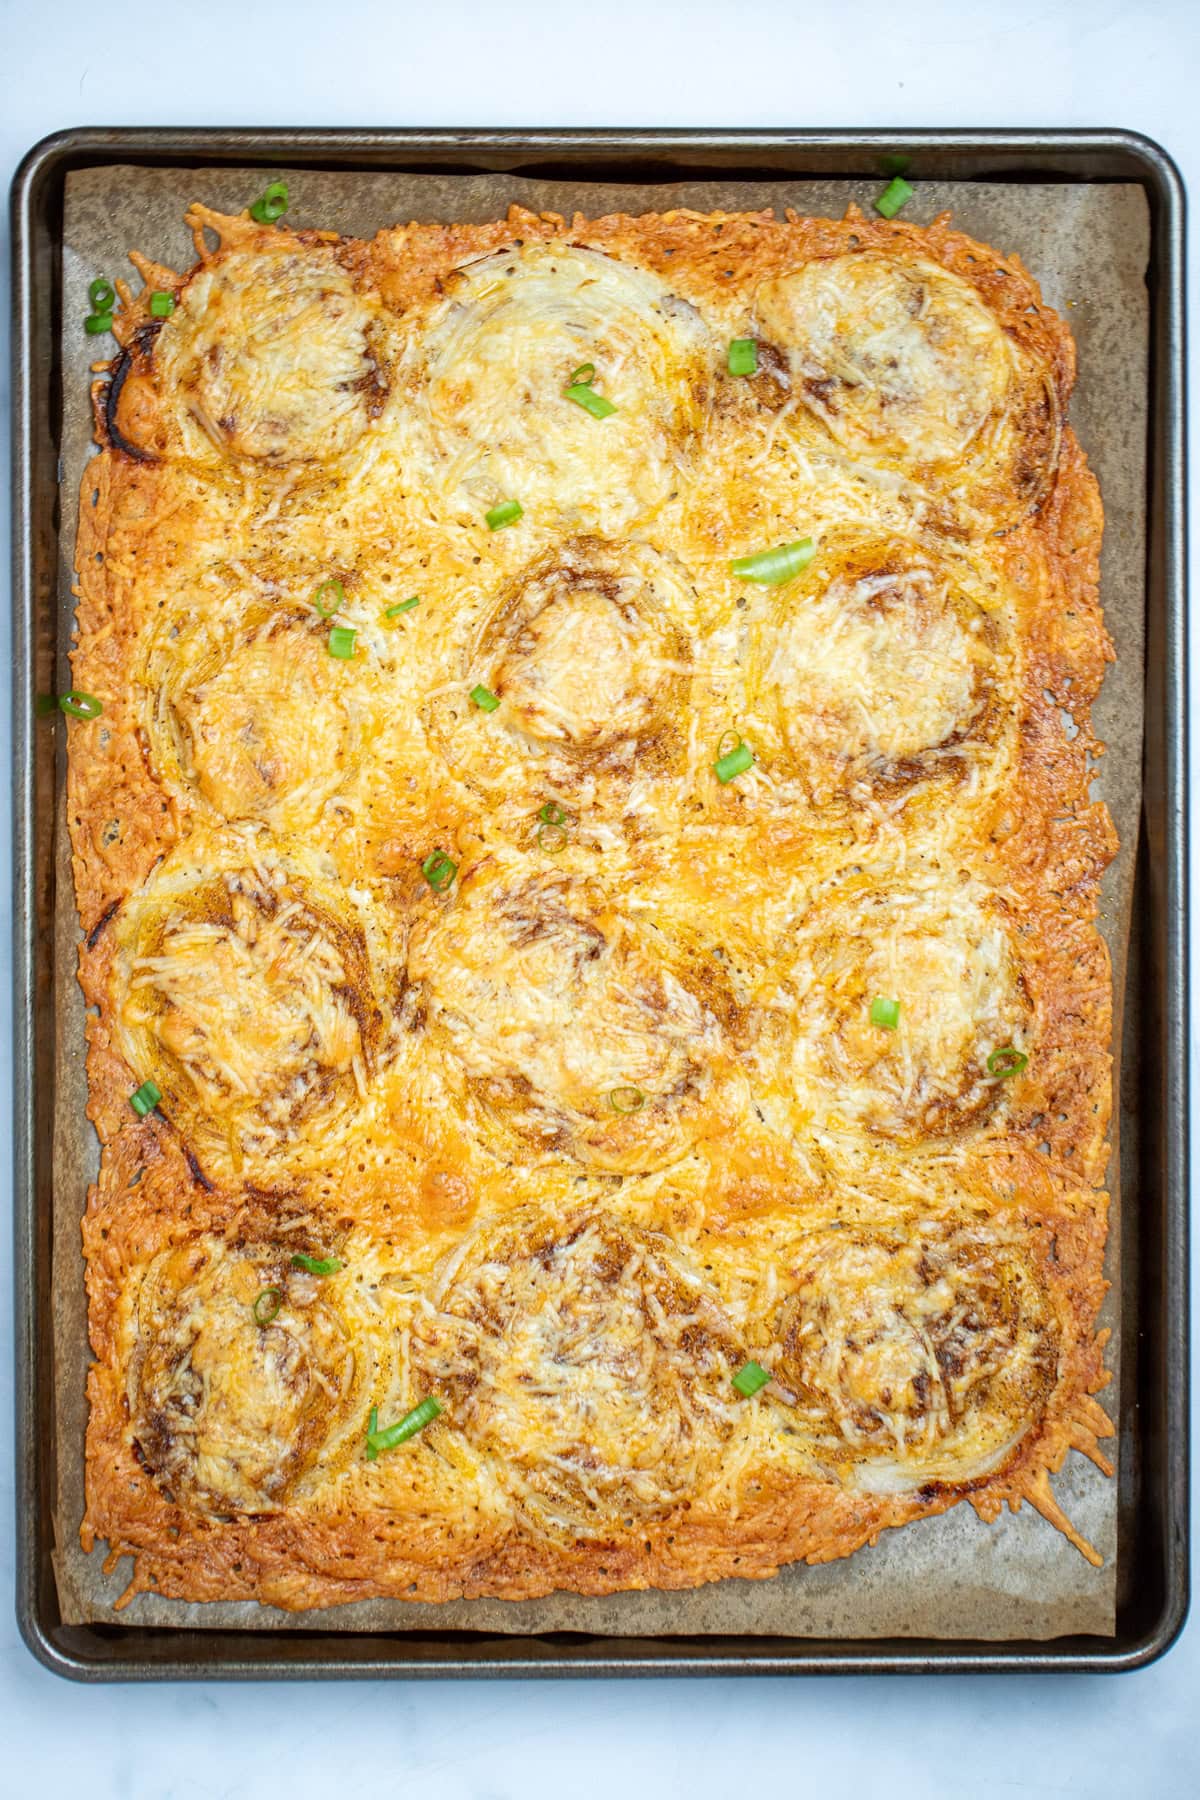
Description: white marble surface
2,2,1196,1791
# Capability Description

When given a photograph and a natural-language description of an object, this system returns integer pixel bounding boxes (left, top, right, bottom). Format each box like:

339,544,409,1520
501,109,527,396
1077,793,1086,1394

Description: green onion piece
870,996,901,1030
84,313,113,336
539,801,567,827
291,1253,343,1276
987,1045,1029,1078
732,1359,771,1399
565,383,617,419
58,691,103,720
730,538,816,585
608,1085,645,1115
875,176,915,219
313,577,345,617
714,739,754,783
715,729,741,761
149,291,175,319
470,684,500,713
385,595,420,618
366,1397,443,1458
485,499,523,531
421,849,458,893
727,337,758,377
249,180,289,224
328,624,357,660
89,278,115,312
129,1079,161,1118
253,1287,282,1327
537,821,568,854
365,1404,380,1461
569,362,596,386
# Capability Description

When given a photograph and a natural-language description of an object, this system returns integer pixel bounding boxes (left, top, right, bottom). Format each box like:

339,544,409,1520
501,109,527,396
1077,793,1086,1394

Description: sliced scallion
870,996,901,1030
875,176,914,219
84,313,113,336
728,337,758,377
421,849,457,893
987,1045,1029,1078
149,291,176,319
486,499,523,531
291,1253,343,1276
608,1085,645,1115
249,180,289,224
714,738,754,783
565,383,617,419
328,624,357,659
385,595,420,618
366,1397,442,1460
537,821,568,853
732,1359,771,1398
89,278,115,313
569,362,596,386
539,801,567,827
253,1287,282,1326
129,1079,161,1118
730,539,815,585
470,684,500,712
313,577,345,617
58,691,103,720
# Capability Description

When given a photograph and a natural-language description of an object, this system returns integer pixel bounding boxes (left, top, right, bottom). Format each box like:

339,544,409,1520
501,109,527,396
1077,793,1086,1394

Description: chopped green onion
366,1397,442,1460
569,362,596,386
870,996,901,1030
149,291,175,319
253,1287,282,1326
537,821,568,853
485,499,523,531
728,337,758,377
368,1406,378,1437
715,729,741,760
539,801,567,827
291,1253,343,1276
89,278,115,312
730,539,816,585
249,180,289,224
565,383,617,419
58,691,103,720
875,176,914,219
385,595,420,618
714,739,754,783
313,577,345,617
328,624,357,660
987,1046,1029,1078
421,849,457,893
608,1085,645,1115
470,684,500,712
84,313,113,336
129,1079,161,1118
732,1359,771,1399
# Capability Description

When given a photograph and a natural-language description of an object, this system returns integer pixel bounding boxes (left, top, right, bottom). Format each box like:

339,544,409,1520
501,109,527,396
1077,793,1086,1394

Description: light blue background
3,3,1196,1792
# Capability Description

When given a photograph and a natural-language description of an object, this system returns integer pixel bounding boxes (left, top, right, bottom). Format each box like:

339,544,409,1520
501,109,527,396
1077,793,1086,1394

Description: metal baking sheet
11,128,1188,1679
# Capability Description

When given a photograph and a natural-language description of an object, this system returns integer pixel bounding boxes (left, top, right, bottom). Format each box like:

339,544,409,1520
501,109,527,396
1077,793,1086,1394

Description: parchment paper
51,163,1149,1640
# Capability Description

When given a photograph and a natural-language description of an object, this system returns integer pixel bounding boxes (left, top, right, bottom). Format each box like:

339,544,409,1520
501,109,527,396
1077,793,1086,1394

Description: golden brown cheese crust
72,199,1115,1612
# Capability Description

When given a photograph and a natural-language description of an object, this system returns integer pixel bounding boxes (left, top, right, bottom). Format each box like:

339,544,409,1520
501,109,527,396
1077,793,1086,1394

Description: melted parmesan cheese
775,867,1030,1140
396,242,710,532
150,236,390,466
115,847,381,1171
773,1228,1059,1488
128,1232,390,1514
414,1209,741,1535
406,853,742,1170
